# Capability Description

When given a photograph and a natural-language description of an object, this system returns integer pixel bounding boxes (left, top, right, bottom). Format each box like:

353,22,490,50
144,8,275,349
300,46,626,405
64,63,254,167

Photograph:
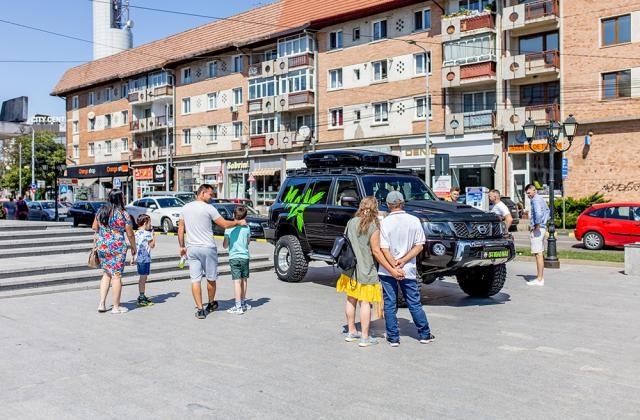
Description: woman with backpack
335,196,404,347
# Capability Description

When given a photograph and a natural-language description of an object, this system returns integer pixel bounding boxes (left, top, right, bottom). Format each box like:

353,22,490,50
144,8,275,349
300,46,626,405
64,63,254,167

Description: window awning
252,168,280,177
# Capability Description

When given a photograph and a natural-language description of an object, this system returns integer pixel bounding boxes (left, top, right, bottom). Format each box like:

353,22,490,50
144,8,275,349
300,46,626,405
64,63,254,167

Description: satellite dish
298,125,311,140
126,20,134,29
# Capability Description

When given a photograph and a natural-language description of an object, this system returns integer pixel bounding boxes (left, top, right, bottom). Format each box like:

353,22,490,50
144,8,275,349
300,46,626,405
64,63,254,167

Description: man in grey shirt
179,184,246,319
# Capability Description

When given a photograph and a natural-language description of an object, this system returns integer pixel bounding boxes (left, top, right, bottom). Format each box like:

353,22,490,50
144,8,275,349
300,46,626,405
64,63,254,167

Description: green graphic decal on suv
282,186,325,232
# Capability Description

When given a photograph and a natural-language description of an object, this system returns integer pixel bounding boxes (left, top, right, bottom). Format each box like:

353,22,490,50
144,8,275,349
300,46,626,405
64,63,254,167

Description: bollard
624,243,640,275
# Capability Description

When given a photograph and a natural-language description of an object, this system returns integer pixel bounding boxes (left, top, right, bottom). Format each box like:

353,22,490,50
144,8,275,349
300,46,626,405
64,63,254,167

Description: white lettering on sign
227,162,249,171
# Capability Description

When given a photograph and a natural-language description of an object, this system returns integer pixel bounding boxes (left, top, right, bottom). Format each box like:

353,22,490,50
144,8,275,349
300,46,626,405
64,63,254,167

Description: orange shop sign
508,142,563,154
134,166,154,180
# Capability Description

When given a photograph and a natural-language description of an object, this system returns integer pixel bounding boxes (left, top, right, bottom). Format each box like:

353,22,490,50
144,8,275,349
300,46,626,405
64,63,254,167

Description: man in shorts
178,184,246,319
489,189,513,231
525,184,549,286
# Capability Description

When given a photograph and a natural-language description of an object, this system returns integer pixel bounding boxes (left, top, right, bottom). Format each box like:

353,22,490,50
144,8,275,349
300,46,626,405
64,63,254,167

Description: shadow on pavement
341,319,431,342
215,297,271,311
517,274,537,282
122,291,180,311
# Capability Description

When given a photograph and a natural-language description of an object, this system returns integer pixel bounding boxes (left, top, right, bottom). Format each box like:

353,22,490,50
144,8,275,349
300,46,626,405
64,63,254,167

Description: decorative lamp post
522,114,579,268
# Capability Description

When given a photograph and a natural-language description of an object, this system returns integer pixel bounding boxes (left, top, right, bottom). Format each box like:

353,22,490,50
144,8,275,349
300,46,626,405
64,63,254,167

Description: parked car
142,190,196,203
27,200,68,221
126,196,185,233
68,201,105,227
575,202,640,250
212,197,254,208
211,203,267,239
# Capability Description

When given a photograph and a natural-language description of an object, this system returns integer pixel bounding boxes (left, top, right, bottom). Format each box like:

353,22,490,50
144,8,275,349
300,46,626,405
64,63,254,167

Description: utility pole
31,127,35,191
165,102,170,191
19,142,22,196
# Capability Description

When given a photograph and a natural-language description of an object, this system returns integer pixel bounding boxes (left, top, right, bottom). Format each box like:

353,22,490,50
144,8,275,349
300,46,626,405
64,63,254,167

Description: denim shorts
137,262,151,276
229,259,249,280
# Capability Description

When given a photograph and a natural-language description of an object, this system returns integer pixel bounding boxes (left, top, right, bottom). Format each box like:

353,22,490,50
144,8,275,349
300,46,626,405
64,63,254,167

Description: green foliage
0,132,66,196
553,193,609,229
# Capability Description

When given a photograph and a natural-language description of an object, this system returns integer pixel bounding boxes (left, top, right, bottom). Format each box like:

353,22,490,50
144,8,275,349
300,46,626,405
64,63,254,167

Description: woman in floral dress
93,190,137,314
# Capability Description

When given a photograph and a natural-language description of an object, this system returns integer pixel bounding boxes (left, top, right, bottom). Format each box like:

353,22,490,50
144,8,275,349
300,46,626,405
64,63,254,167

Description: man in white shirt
178,184,246,319
378,191,434,347
489,189,513,232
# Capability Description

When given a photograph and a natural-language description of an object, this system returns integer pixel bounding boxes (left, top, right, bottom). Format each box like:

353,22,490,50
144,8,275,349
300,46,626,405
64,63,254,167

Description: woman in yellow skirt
336,196,406,347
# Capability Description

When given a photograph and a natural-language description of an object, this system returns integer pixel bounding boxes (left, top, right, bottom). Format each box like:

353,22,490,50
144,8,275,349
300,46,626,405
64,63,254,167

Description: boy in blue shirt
134,214,156,306
223,206,251,314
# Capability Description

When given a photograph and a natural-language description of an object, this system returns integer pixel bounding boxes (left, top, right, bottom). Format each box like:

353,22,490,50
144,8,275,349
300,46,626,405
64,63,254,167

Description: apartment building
52,0,639,206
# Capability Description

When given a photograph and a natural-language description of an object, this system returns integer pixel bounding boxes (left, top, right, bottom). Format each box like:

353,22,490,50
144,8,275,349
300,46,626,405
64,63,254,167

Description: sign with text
67,162,129,178
133,166,153,180
432,175,452,199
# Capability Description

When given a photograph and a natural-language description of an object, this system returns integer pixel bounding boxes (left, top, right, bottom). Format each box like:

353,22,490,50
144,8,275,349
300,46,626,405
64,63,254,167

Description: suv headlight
423,222,454,237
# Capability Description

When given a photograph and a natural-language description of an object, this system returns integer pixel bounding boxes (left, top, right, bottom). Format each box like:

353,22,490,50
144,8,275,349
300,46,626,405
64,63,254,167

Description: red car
575,202,640,250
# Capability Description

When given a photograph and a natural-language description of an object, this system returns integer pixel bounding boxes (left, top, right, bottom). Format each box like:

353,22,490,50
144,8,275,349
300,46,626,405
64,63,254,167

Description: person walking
378,191,434,347
134,214,156,307
335,197,404,348
489,189,513,232
16,196,29,220
178,184,246,320
525,184,550,286
222,206,252,314
93,190,137,314
5,197,17,220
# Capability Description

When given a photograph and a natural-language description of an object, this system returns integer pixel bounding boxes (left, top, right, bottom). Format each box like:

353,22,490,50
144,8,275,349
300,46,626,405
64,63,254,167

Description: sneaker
111,306,128,314
358,337,379,347
419,334,436,344
388,341,400,347
242,302,252,311
527,279,545,286
227,306,245,315
98,304,108,313
205,301,219,313
195,308,207,319
344,332,361,342
137,295,154,307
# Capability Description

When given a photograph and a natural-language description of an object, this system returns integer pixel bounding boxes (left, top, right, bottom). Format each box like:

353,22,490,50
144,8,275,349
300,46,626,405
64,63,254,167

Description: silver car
27,201,69,221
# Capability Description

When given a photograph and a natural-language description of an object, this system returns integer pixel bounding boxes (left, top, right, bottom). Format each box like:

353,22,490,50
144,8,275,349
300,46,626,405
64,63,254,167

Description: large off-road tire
582,231,604,250
161,217,174,233
456,264,507,297
274,235,308,283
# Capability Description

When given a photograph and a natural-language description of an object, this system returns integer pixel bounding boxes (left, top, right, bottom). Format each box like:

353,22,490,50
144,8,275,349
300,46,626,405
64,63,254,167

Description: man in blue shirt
526,184,550,286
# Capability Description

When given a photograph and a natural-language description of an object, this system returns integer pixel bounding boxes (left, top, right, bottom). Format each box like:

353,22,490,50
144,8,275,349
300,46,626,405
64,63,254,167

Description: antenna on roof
93,0,134,60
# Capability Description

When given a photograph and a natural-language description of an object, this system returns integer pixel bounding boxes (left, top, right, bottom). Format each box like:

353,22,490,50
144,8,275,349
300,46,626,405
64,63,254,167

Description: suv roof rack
286,166,417,177
304,150,399,169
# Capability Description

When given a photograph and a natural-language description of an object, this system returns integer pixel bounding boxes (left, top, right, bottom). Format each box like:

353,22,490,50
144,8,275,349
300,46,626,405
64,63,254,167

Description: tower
92,0,133,60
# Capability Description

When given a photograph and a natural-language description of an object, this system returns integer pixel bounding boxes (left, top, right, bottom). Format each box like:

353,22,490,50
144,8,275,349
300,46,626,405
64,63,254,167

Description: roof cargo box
303,149,399,169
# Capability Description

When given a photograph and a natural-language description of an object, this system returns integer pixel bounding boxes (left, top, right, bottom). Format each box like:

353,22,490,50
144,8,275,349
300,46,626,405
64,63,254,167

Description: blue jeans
379,275,431,343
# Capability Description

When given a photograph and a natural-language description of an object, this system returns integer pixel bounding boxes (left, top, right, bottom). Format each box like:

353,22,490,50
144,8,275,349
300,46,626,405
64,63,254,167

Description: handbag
331,226,358,288
88,235,100,269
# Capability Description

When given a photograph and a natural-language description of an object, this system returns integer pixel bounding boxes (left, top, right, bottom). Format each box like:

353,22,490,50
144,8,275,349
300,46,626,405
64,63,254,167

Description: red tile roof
52,0,421,96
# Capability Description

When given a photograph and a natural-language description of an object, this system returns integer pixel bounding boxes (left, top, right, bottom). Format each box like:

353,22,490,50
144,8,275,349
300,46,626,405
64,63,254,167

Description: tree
0,131,66,197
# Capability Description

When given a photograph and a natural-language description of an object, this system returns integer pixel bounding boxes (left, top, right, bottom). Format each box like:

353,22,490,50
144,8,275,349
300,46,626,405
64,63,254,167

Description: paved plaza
1,254,639,419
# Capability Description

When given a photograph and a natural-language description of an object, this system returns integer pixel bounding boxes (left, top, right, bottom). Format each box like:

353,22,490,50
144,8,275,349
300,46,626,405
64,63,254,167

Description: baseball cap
386,190,405,204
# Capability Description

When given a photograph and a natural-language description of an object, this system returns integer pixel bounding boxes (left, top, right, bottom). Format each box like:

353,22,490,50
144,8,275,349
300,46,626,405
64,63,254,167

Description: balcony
131,146,164,161
503,0,559,32
288,53,313,69
247,98,276,115
445,110,496,136
127,85,173,104
442,11,495,42
129,115,170,133
442,61,496,88
250,135,266,148
501,103,560,132
503,50,559,82
287,91,314,109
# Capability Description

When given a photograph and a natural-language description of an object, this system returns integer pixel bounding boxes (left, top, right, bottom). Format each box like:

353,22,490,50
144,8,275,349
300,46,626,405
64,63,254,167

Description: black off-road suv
264,150,515,297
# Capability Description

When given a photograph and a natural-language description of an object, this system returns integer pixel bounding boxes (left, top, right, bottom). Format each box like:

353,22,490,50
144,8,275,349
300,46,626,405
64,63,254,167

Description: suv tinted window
333,178,359,206
362,175,435,202
604,206,631,220
278,177,309,203
307,179,332,205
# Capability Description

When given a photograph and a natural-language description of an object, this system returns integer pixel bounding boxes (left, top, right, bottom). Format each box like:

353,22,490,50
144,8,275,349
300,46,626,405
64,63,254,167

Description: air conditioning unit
230,105,239,113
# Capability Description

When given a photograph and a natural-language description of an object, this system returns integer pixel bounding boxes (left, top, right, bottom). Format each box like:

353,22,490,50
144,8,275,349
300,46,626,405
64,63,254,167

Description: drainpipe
308,30,319,152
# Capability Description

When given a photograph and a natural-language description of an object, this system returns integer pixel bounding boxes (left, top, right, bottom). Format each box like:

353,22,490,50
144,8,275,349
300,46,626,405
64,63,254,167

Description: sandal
98,305,108,313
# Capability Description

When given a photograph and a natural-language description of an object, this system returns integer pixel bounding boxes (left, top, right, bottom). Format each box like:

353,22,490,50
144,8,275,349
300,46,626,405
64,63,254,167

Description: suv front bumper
421,237,515,273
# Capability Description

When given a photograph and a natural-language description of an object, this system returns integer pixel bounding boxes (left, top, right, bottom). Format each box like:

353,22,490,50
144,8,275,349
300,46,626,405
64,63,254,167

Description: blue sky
0,0,259,121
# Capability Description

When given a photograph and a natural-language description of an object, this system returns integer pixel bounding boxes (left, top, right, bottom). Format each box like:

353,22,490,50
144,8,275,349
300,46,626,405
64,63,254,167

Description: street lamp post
406,40,431,187
522,114,578,268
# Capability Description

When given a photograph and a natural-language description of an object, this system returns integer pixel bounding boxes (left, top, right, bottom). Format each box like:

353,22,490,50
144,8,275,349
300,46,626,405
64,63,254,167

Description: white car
126,196,185,233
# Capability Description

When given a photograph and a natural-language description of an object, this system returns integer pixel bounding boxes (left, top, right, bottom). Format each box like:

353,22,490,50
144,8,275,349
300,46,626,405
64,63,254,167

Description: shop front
176,163,199,193
133,164,175,199
66,162,131,201
200,161,223,197
251,156,283,209
224,160,250,200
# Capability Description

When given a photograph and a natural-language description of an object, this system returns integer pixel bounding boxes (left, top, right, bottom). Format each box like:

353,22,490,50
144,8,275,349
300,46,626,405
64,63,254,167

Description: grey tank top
345,217,380,285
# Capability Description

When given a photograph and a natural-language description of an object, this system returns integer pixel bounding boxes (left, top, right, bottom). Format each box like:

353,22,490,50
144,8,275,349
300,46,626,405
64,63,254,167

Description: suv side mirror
341,196,360,207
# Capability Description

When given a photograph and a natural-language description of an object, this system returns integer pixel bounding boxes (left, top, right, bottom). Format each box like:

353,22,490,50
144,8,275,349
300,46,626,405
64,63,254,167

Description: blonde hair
354,196,380,235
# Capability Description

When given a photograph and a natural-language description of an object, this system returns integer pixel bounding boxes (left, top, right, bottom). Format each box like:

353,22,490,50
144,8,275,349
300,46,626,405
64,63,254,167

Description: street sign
30,182,37,189
60,185,68,194
561,157,569,180
114,178,122,189
432,175,452,199
37,180,45,189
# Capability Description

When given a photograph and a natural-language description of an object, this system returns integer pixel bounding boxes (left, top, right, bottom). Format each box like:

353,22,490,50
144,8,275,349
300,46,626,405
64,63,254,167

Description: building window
277,34,313,57
105,88,112,102
329,30,343,50
211,125,220,143
414,52,432,75
520,82,560,106
233,122,243,139
354,109,361,122
354,68,361,80
415,96,433,119
72,95,79,109
72,121,78,133
233,88,243,105
602,70,631,99
372,20,387,41
121,83,128,98
105,140,112,155
329,108,343,128
121,138,128,152
280,69,313,94
458,0,491,12
88,143,95,156
519,31,559,54
329,69,343,89
208,61,219,78
353,27,361,41
183,128,191,145
88,92,95,106
208,92,218,110
602,15,631,46
444,35,495,66
149,71,170,87
121,110,128,125
295,114,314,130
182,98,191,114
182,67,191,84
89,117,95,131
250,117,277,135
105,114,112,128
233,55,244,73
463,91,496,113
372,60,388,81
249,77,275,100
414,9,431,31
373,102,389,123
73,145,79,159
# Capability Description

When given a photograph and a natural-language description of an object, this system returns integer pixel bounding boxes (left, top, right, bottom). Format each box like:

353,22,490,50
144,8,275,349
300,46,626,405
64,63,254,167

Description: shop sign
401,146,438,159
154,164,174,183
508,142,563,154
227,161,249,171
432,176,452,199
134,166,154,180
201,161,221,174
67,162,129,178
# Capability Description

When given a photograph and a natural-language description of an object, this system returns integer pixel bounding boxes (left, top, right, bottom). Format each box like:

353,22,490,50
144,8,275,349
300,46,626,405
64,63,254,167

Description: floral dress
96,210,132,276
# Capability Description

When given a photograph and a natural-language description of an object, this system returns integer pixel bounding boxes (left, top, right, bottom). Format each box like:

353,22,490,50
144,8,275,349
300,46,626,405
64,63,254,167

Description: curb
514,255,623,268
153,232,267,243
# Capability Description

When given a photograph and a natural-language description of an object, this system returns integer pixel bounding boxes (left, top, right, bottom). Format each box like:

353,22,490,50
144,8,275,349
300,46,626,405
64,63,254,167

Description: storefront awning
252,168,280,177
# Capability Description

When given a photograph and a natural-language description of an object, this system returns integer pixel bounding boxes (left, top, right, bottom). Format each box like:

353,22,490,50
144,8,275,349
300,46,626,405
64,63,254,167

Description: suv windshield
362,175,436,202
156,198,185,208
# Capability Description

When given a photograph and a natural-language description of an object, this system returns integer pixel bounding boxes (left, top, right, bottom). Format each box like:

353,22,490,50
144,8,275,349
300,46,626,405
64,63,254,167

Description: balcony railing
132,149,142,159
525,50,559,70
525,0,559,20
152,85,173,97
288,91,314,106
248,99,263,113
250,136,266,148
524,103,560,122
288,53,313,69
130,120,140,131
248,63,263,77
461,13,495,31
128,92,140,102
460,61,497,80
463,110,496,129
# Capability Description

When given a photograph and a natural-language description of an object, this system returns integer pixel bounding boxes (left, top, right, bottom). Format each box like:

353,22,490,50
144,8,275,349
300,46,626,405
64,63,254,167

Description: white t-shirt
378,211,426,280
490,201,510,220
180,200,221,249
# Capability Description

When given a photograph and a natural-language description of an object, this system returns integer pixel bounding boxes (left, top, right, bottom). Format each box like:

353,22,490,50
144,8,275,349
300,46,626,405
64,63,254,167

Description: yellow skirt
335,274,382,302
